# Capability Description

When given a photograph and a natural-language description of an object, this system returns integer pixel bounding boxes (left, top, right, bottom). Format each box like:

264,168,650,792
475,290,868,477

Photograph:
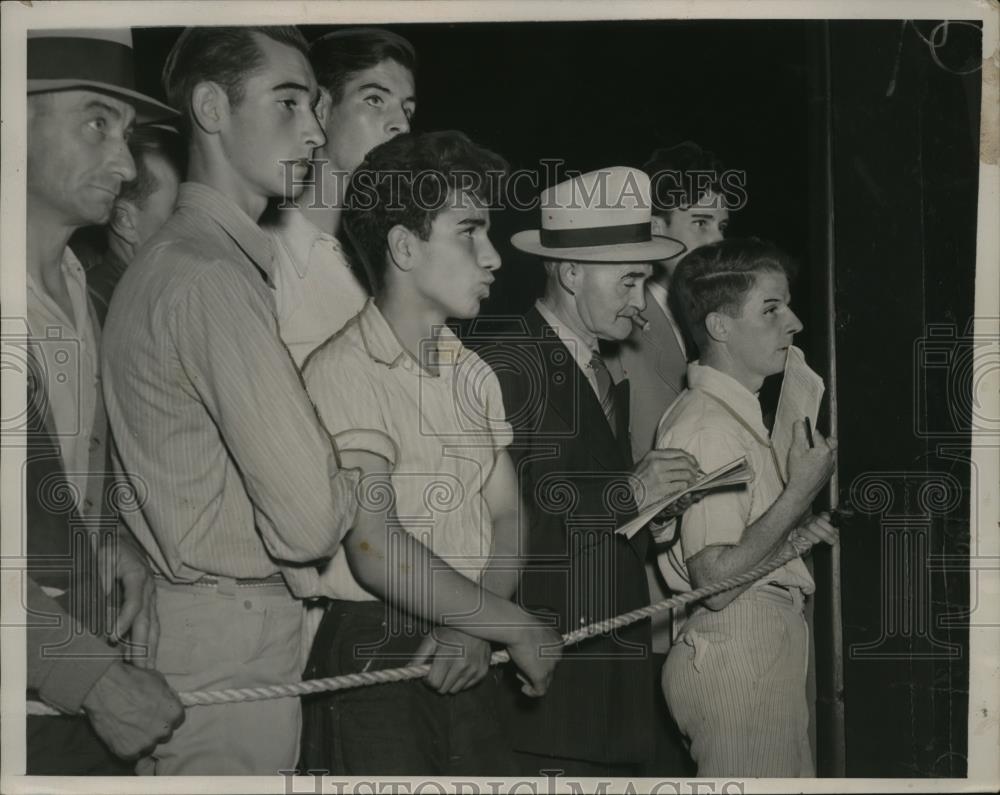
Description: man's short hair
119,126,186,208
643,141,725,217
342,130,507,297
309,27,416,106
162,26,309,132
670,237,797,348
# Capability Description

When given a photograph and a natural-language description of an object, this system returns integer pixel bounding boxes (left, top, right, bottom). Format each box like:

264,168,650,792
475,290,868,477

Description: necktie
589,353,617,436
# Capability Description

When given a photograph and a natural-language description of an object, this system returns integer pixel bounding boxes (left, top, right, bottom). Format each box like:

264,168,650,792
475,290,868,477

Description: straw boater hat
27,28,177,123
511,166,685,262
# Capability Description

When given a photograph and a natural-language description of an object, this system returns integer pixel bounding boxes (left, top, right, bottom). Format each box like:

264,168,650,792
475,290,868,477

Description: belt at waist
752,581,803,608
153,571,287,590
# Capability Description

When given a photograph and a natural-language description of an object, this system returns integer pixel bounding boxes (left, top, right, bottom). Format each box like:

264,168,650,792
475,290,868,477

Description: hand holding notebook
617,456,753,540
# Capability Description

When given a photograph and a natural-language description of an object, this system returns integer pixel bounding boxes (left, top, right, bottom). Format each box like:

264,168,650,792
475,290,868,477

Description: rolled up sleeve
665,429,750,561
304,349,397,467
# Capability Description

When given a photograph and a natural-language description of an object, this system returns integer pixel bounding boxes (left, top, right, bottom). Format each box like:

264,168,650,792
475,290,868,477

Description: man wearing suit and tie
477,167,702,777
606,143,732,773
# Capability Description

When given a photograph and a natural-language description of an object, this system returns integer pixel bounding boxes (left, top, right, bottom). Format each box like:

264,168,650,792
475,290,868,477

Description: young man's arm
687,421,838,610
340,449,559,697
410,449,524,694
480,449,524,600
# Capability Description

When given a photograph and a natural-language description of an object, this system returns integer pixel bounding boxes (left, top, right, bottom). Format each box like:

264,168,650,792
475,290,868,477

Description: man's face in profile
27,90,137,227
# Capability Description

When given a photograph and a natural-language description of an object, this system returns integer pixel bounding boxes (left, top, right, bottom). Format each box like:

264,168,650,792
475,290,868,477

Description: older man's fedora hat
511,166,685,262
28,28,177,123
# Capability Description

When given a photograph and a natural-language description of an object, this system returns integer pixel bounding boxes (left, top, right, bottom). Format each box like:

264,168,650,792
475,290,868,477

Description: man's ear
190,81,229,133
386,224,417,273
315,87,332,128
109,201,139,246
705,310,730,343
556,260,580,296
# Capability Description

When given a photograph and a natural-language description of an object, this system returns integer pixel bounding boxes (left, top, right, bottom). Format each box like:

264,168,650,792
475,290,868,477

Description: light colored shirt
646,280,687,359
655,362,815,597
101,182,358,596
269,209,367,367
303,299,513,601
26,246,99,513
534,299,608,398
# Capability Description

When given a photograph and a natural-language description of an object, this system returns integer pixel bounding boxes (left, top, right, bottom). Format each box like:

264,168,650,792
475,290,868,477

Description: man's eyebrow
690,212,716,219
623,270,648,279
456,217,488,229
272,81,311,93
762,297,784,304
82,99,123,120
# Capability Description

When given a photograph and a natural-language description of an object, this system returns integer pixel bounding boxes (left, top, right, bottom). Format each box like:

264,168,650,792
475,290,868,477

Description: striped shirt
302,300,513,601
656,362,815,596
268,208,367,368
101,182,358,596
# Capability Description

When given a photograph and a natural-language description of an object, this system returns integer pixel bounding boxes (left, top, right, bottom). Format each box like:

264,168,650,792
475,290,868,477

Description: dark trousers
300,599,516,776
27,715,133,775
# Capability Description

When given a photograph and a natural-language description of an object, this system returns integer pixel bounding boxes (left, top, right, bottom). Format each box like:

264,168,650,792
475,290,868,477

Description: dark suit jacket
476,307,654,765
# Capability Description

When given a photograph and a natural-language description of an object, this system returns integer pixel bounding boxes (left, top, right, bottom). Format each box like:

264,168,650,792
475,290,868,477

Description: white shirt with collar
269,208,368,367
27,246,99,513
302,299,514,601
655,362,815,601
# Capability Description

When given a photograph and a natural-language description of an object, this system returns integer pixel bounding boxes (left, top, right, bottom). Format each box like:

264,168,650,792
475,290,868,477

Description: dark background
132,19,982,777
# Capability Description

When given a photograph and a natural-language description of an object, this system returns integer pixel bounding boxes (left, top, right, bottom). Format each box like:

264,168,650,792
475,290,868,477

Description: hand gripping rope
27,535,814,716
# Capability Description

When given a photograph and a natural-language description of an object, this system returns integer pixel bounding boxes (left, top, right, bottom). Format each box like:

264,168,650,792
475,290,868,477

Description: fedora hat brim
510,230,686,262
28,79,178,125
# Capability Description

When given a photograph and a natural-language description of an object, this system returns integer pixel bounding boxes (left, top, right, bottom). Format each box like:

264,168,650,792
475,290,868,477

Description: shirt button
244,600,252,609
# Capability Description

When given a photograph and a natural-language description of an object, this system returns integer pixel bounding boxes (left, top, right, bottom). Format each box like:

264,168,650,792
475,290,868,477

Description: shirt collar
176,182,276,283
270,207,341,279
535,299,599,372
27,246,87,314
357,299,468,373
687,362,771,443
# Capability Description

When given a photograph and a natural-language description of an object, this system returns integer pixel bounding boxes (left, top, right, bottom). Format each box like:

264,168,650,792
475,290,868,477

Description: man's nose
480,238,501,271
387,104,410,135
304,110,326,150
788,308,804,335
109,140,136,184
632,286,648,312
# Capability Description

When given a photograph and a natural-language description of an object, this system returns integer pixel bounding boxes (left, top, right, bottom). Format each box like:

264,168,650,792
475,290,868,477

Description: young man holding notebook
656,237,838,777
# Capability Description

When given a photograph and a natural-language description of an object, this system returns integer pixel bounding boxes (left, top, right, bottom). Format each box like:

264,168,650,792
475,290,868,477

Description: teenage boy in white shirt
300,130,560,775
657,237,838,777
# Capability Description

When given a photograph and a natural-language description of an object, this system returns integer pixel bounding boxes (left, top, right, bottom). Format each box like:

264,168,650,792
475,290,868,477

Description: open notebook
616,455,753,540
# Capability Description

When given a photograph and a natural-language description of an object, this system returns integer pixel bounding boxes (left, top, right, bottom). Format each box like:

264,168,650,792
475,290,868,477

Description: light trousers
662,585,814,777
136,579,304,775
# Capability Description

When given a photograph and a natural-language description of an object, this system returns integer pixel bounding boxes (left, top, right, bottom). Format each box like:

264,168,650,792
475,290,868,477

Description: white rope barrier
27,535,813,716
